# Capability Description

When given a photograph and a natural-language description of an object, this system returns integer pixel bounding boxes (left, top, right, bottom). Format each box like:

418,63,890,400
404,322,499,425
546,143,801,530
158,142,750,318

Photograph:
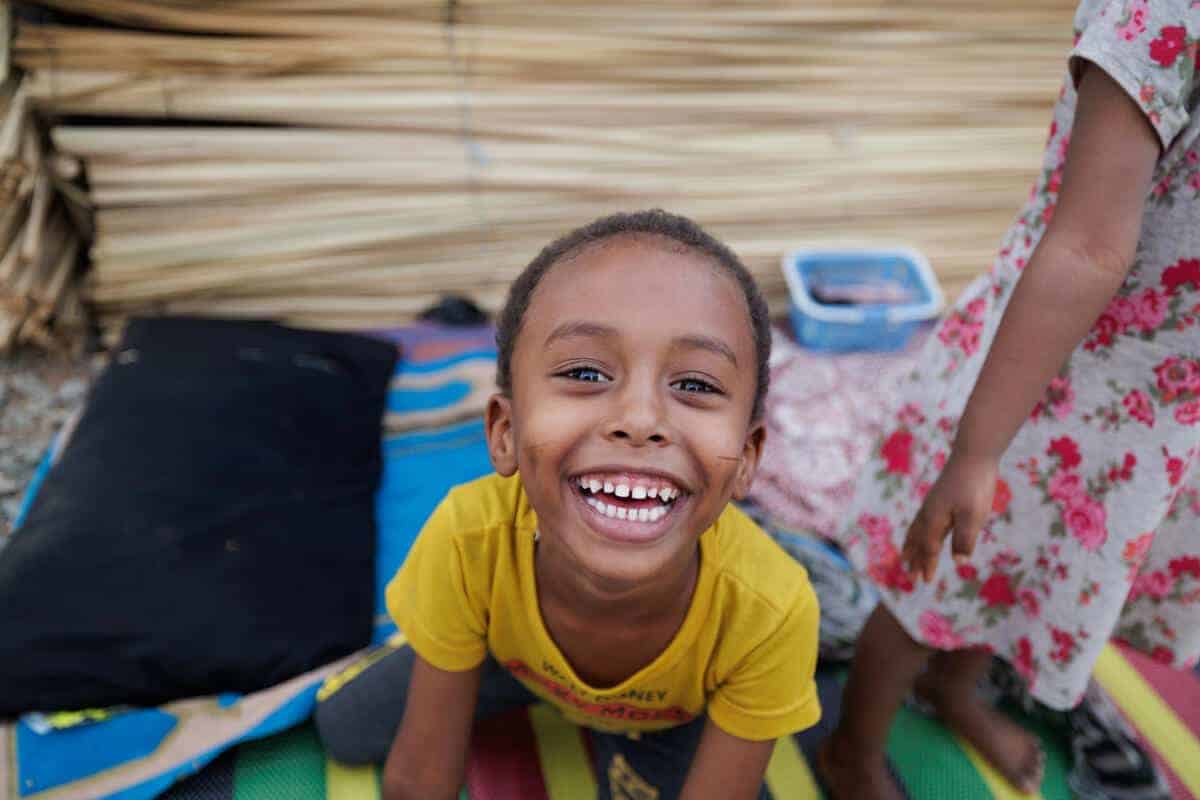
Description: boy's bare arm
903,63,1161,579
382,655,482,800
678,720,775,800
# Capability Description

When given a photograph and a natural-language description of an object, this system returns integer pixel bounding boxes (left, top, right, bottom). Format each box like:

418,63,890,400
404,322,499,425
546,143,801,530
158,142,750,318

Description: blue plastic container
781,246,944,352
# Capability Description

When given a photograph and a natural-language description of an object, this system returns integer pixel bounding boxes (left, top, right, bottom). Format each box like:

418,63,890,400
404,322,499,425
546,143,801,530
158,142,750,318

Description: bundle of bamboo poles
12,0,1076,337
0,66,91,354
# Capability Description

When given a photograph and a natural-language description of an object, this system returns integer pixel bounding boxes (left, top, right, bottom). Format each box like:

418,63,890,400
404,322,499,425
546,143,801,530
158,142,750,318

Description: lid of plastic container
780,246,944,324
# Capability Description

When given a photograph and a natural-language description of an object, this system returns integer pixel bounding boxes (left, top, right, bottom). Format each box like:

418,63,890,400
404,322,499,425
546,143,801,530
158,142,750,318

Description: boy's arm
382,654,482,800
679,720,775,800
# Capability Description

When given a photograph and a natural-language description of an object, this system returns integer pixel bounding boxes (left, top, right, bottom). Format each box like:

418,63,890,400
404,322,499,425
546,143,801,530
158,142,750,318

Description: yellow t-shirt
387,472,821,740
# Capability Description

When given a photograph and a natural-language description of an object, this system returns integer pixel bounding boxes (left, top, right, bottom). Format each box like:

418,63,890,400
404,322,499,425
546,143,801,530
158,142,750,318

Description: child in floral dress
819,2,1200,798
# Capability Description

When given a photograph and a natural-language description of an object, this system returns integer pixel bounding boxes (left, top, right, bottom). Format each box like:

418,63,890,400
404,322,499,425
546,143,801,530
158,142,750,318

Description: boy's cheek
705,436,759,500
516,403,584,451
705,429,754,468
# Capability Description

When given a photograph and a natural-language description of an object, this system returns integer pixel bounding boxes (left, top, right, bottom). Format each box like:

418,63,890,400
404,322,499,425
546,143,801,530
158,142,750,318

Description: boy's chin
573,544,695,589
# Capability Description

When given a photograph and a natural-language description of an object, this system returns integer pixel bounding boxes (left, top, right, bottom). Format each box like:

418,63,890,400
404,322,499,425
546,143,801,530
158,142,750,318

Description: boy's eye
561,366,610,383
672,377,719,394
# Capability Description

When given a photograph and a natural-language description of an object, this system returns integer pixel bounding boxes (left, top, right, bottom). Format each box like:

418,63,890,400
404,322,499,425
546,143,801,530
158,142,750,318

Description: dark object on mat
0,316,397,716
418,295,489,327
738,502,878,664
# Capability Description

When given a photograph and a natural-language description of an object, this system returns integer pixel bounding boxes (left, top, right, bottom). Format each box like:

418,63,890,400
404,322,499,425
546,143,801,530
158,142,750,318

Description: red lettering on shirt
502,660,694,724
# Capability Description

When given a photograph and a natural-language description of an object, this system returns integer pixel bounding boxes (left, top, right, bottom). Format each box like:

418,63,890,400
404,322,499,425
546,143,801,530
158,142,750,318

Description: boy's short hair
495,209,771,422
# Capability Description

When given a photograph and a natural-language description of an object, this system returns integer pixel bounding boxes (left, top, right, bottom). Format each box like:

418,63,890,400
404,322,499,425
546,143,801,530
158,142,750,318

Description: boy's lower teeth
584,496,668,522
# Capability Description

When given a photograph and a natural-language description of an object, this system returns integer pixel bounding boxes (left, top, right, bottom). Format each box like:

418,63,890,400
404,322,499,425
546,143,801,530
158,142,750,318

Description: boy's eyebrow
545,321,738,367
674,334,738,367
544,320,618,347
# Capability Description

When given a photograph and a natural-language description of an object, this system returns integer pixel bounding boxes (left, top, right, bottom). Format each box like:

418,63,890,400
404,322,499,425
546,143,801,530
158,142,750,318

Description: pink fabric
750,327,924,540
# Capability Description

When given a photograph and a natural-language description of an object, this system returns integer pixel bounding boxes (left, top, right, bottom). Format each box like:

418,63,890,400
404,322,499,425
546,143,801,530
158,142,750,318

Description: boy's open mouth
569,472,685,525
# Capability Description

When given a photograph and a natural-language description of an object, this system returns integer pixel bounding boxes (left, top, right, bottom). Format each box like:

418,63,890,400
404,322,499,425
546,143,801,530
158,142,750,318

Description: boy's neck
534,537,700,626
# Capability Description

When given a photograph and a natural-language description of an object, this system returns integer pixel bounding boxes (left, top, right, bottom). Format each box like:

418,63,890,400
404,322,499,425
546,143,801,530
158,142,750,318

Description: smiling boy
316,210,821,800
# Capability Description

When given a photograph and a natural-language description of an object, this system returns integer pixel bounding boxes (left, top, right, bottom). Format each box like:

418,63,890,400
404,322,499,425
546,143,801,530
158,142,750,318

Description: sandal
1065,681,1171,800
987,660,1169,800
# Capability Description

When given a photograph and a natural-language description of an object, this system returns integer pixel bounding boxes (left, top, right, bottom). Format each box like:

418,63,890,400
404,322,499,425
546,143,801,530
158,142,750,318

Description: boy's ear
731,422,766,501
485,393,518,476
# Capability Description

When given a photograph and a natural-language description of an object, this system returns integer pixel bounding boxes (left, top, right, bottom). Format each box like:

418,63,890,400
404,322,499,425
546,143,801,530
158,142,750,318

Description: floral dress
837,0,1200,710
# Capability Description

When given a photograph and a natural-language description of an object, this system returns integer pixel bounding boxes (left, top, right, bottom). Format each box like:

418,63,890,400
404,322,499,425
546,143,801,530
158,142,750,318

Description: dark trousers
314,641,770,800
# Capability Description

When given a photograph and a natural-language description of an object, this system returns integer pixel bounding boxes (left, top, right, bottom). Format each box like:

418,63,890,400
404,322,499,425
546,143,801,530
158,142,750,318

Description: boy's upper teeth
576,474,681,501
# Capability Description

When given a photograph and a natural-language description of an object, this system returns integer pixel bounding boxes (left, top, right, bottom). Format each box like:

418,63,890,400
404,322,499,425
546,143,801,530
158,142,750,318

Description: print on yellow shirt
505,659,693,725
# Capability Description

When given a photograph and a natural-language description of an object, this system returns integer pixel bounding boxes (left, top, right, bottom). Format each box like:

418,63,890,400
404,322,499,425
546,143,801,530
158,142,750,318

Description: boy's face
486,235,765,586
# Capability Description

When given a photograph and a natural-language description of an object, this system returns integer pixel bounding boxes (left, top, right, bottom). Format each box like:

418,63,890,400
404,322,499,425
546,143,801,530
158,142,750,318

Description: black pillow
0,316,397,716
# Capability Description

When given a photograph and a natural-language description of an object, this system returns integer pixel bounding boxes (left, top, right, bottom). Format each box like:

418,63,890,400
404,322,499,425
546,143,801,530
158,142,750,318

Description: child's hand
901,451,998,583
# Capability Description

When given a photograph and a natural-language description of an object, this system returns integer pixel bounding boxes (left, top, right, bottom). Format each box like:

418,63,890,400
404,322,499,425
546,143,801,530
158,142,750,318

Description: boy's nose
605,382,668,446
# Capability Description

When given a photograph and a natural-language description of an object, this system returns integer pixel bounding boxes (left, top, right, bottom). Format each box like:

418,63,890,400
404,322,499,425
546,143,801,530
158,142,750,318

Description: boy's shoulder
706,504,816,617
436,471,536,537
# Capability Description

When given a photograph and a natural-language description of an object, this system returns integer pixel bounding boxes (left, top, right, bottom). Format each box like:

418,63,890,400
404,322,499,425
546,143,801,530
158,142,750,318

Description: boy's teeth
577,475,681,503
584,497,669,523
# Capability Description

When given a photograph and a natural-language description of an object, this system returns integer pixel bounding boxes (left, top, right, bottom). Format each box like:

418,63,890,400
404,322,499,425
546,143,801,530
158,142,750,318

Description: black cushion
0,316,397,715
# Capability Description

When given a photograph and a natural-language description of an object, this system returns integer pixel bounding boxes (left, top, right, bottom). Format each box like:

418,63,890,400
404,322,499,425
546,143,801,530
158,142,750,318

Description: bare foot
915,674,1044,794
816,735,905,800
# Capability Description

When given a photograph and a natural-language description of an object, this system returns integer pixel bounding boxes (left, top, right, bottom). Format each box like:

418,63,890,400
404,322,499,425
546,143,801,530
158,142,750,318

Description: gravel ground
0,350,98,539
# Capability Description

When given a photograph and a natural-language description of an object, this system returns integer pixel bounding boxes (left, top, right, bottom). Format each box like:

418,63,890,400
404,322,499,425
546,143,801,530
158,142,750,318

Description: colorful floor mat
159,643,1200,800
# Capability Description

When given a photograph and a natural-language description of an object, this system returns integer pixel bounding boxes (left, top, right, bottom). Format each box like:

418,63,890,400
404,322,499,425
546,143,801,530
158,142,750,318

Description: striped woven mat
164,642,1200,800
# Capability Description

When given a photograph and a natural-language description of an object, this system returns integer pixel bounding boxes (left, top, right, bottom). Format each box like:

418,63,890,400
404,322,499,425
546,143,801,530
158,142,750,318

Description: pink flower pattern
1115,0,1149,41
831,0,1200,712
1062,495,1109,551
918,610,967,649
1031,375,1076,421
1122,389,1156,427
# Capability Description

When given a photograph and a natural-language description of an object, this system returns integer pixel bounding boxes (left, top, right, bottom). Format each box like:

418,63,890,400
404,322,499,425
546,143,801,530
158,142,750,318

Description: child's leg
819,604,928,800
914,648,1044,792
314,640,537,764
589,717,770,800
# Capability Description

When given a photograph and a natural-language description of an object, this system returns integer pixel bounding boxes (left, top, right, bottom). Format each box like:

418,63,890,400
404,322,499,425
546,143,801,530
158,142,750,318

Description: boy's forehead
541,236,726,297
522,239,754,352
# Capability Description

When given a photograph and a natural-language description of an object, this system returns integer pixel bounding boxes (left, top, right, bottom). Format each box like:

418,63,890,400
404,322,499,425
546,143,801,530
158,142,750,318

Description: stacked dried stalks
12,0,1075,337
0,60,91,354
